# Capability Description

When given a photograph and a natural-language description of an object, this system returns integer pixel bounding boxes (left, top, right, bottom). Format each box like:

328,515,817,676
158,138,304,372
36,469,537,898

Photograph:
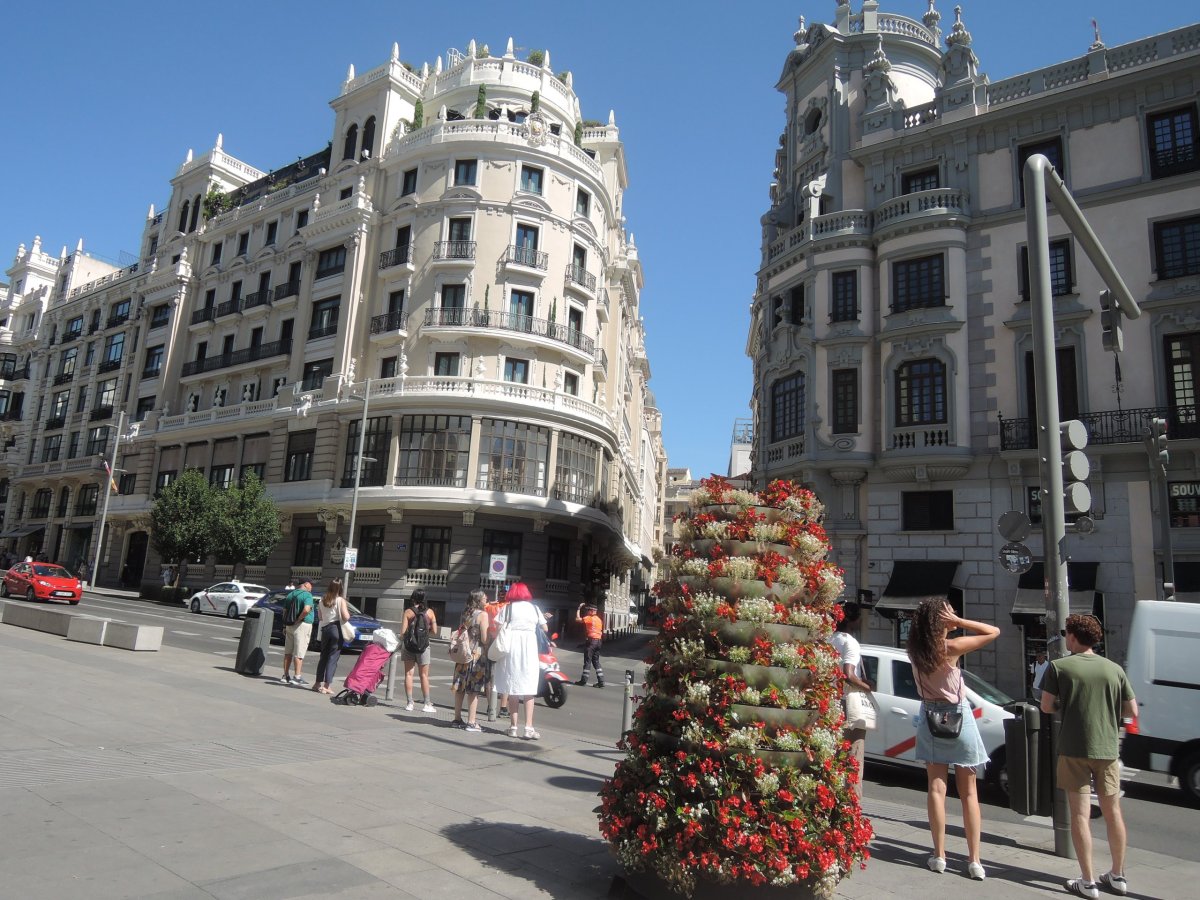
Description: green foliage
210,472,282,567
556,71,570,84
582,119,603,128
201,188,232,220
549,297,557,322
411,99,424,131
530,91,540,114
573,121,584,147
526,49,545,67
475,44,490,59
474,85,487,119
150,469,215,567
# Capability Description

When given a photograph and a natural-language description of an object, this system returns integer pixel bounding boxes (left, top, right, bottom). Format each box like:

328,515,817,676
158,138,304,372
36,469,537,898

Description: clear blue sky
3,2,1195,478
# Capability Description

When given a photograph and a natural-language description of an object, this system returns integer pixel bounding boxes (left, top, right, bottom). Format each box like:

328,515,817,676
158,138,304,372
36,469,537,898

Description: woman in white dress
492,582,546,740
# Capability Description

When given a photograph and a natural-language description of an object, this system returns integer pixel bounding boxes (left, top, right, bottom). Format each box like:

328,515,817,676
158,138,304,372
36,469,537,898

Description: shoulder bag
487,603,513,662
844,688,877,730
919,666,965,738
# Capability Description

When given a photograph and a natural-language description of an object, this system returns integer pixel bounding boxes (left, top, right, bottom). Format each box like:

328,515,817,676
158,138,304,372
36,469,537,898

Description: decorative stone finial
946,5,972,46
420,62,429,78
505,37,514,58
76,238,84,253
923,0,941,31
866,36,892,73
16,243,26,260
33,235,42,253
215,133,223,150
185,148,193,163
392,42,399,62
565,70,573,88
794,16,806,44
608,109,615,127
468,39,476,57
147,203,155,219
435,56,442,74
543,49,551,70
1090,18,1105,50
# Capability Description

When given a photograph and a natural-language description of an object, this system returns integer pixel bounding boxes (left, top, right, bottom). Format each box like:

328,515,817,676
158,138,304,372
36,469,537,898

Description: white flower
726,727,763,750
735,595,776,623
724,557,758,580
685,682,712,704
755,771,781,795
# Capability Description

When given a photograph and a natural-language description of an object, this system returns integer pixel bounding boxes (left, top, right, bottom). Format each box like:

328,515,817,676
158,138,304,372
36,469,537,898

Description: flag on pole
103,459,119,494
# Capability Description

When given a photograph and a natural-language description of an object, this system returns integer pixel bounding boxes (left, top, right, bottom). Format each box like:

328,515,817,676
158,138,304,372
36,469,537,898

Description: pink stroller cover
344,643,391,694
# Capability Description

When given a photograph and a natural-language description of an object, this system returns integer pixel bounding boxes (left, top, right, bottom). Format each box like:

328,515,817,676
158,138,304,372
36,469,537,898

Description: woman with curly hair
907,597,1000,881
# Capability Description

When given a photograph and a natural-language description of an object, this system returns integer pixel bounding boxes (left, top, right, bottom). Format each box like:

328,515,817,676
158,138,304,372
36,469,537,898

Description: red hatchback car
2,562,83,604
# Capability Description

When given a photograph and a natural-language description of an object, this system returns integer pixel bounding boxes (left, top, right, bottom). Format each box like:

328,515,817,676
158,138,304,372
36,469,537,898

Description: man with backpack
279,578,315,686
401,589,438,712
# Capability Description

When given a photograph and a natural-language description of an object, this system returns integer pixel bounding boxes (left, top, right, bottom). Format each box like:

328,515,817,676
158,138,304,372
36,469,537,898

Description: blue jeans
315,623,343,686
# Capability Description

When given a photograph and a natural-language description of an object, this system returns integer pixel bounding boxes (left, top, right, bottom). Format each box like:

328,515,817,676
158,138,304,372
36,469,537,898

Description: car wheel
227,602,239,619
190,598,201,613
26,588,36,603
1180,750,1200,804
0,581,8,598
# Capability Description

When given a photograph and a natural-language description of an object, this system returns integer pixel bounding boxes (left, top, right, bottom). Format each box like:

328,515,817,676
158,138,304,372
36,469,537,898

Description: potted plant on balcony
474,85,487,119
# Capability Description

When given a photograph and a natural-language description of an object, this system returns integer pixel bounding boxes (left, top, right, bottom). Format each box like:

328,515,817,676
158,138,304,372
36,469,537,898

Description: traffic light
1147,417,1169,468
1060,419,1092,515
1099,290,1124,353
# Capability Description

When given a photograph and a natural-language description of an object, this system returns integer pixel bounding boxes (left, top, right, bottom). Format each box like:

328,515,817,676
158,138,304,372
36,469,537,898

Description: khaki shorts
284,621,313,659
1057,755,1120,795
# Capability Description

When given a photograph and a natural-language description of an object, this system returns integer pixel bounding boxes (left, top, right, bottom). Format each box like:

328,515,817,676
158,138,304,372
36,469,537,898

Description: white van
1120,600,1200,801
857,644,1015,792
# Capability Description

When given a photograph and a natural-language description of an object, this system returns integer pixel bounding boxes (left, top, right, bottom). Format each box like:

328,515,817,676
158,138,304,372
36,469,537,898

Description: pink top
913,659,964,703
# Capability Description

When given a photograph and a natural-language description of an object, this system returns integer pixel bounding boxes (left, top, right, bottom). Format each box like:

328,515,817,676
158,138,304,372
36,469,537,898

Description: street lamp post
91,410,126,588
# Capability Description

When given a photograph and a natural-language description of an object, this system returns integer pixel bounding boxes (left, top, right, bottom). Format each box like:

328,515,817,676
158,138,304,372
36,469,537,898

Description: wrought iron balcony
379,246,413,268
98,358,122,374
180,338,292,377
370,310,406,334
0,364,30,381
273,280,300,301
61,330,82,344
53,372,74,386
89,406,115,422
242,289,271,311
45,416,66,431
506,245,548,270
75,502,98,517
477,470,546,496
308,321,338,340
423,308,594,354
0,409,23,422
190,307,216,326
433,241,475,261
999,405,1199,451
106,313,130,329
215,298,241,318
594,347,608,374
566,263,596,291
394,473,467,488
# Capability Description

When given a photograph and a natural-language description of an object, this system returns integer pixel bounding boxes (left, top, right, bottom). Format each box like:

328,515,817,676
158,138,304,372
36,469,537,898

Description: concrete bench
104,622,163,651
66,616,110,645
1,601,74,635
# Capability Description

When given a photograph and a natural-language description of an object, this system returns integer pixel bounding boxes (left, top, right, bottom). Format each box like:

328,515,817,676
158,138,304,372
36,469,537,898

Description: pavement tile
198,857,378,900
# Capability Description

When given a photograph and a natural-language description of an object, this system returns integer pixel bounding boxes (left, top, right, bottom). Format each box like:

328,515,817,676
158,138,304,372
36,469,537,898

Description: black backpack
404,606,430,654
281,590,300,626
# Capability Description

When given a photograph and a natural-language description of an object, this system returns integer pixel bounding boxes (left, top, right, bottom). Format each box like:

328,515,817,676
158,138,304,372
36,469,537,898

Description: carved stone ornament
526,111,549,146
387,504,405,523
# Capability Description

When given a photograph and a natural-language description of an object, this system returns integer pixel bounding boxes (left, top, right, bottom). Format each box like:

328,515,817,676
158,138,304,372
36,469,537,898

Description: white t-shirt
831,631,862,689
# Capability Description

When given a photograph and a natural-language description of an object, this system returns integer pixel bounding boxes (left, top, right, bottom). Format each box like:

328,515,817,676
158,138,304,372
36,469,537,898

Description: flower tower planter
600,477,872,898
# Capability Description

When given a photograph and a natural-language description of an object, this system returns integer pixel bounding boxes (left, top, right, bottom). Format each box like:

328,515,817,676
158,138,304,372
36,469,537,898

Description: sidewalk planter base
617,868,819,899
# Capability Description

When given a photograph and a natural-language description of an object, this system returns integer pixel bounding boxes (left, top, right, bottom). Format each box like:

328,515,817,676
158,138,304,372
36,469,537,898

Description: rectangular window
401,167,418,196
342,416,392,487
895,359,948,426
294,527,325,567
209,465,235,489
50,390,70,419
547,536,570,581
85,342,96,366
285,430,316,482
831,270,858,322
1019,239,1073,299
447,216,472,245
236,232,249,256
315,246,346,278
564,372,579,396
891,254,945,312
902,490,955,531
150,304,169,328
1164,332,1200,437
265,221,278,246
135,395,156,422
41,435,61,463
56,487,70,517
140,344,163,379
1024,348,1079,421
482,529,523,576
154,470,176,495
520,165,544,194
59,347,78,377
240,462,266,484
477,418,550,495
356,524,385,568
398,414,471,487
211,241,223,265
901,167,939,193
309,296,340,339
301,358,333,390
68,431,80,459
76,484,100,516
117,473,137,495
380,356,397,378
96,378,118,409
503,358,529,384
831,369,859,434
76,385,88,413
1147,105,1199,179
771,373,805,443
410,525,451,570
554,433,600,504
575,189,590,217
434,352,460,376
1154,216,1200,279
788,285,804,326
1018,137,1064,205
338,186,352,201
515,223,539,251
453,159,478,186
441,284,466,310
295,209,309,231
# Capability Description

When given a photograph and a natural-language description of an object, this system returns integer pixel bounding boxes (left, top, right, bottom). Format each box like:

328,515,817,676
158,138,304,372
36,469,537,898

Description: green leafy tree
526,49,545,67
411,99,424,131
201,188,231,220
573,121,584,147
530,90,540,113
211,472,282,577
149,469,215,585
474,84,487,119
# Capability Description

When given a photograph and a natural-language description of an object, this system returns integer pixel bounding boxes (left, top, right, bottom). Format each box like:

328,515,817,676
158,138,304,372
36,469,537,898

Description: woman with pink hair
492,582,547,739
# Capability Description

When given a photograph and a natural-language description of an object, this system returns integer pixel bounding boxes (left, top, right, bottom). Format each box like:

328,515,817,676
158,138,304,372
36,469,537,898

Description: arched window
189,194,201,232
178,200,190,233
895,358,947,426
342,123,358,161
361,116,376,159
770,372,805,442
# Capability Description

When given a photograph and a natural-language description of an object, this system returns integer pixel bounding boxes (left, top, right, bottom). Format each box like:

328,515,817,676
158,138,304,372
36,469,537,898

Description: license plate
53,591,75,597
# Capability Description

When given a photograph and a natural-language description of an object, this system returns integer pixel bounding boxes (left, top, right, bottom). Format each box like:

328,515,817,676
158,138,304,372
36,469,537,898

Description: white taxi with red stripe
187,582,270,619
858,644,1015,792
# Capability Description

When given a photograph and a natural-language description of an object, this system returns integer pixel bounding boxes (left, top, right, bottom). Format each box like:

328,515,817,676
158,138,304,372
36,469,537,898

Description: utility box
1005,701,1052,816
235,607,273,676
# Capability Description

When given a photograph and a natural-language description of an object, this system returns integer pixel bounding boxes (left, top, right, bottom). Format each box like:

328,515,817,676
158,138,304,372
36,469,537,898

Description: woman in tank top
907,597,1000,881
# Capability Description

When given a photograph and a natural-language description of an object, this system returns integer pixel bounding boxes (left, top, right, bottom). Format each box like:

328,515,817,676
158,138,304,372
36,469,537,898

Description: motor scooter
539,632,569,708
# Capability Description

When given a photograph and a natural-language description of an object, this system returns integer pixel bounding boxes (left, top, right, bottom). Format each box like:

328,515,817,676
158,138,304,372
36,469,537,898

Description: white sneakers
926,857,983,880
422,702,436,713
1065,878,1100,899
927,856,946,874
1098,872,1127,896
967,861,985,881
404,700,414,711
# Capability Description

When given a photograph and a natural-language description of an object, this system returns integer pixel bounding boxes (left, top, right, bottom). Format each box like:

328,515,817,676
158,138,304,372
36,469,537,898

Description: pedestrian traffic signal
1060,419,1092,515
1100,290,1124,353
1148,417,1169,468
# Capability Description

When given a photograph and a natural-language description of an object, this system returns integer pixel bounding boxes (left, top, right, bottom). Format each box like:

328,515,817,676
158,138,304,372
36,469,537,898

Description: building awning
0,525,45,539
1010,562,1101,621
1172,561,1200,604
875,561,960,617
61,523,94,531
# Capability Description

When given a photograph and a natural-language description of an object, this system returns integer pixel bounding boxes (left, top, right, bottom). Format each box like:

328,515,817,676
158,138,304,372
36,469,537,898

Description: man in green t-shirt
1041,614,1137,899
279,579,315,687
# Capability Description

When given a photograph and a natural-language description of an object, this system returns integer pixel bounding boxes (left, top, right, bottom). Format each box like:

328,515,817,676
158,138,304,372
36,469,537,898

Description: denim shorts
915,697,989,771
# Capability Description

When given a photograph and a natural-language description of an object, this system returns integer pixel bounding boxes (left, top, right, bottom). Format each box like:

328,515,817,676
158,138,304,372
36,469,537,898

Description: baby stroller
334,628,398,706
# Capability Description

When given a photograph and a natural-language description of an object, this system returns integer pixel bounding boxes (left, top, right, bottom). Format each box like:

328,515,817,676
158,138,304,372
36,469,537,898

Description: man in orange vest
574,603,605,688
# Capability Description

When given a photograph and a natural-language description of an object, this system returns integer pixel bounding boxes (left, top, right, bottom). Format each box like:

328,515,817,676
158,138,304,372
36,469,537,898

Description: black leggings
315,623,343,685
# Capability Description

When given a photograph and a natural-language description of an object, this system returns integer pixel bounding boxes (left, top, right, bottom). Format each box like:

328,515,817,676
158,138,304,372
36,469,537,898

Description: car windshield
33,565,71,578
964,669,1013,706
241,585,269,595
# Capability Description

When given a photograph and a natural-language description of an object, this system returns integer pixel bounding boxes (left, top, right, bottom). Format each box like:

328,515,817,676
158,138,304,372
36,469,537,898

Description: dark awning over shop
1010,561,1101,621
0,525,45,539
875,560,960,618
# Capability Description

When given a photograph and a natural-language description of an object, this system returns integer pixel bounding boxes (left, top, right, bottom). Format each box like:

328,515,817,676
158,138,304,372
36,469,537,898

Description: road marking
174,631,202,636
213,637,239,643
79,597,241,631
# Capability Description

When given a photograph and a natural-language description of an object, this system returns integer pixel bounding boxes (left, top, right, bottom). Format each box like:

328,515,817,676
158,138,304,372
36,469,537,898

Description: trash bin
1004,701,1052,816
235,607,273,676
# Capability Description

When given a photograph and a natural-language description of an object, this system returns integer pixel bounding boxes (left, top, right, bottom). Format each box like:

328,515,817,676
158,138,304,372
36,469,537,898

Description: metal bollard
621,669,634,736
384,654,397,701
487,684,498,722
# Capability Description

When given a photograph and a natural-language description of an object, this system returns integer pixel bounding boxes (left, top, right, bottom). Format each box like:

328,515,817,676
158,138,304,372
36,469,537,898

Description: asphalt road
12,591,1198,861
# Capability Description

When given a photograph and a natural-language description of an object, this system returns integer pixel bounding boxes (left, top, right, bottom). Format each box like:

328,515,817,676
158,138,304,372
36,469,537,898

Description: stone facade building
1,38,665,627
749,2,1200,695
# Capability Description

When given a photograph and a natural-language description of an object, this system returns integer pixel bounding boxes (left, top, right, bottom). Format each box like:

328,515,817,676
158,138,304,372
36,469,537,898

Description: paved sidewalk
0,623,1193,900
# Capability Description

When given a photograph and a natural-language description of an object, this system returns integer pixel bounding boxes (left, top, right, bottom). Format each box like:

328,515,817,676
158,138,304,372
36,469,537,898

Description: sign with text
343,548,357,571
489,554,508,581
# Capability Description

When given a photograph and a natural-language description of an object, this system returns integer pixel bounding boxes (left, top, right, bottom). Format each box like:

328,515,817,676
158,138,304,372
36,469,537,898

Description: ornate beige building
1,38,665,627
749,2,1200,695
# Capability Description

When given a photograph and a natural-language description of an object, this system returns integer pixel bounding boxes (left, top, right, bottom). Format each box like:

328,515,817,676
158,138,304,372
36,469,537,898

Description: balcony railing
477,470,547,496
594,347,608,374
891,426,951,449
999,405,1199,451
89,406,115,422
98,358,122,374
423,308,594,354
215,298,241,318
191,307,216,326
242,289,271,311
61,330,82,344
142,367,161,380
0,409,22,422
75,503,98,517
433,240,475,261
379,246,413,268
506,245,548,270
45,416,66,431
308,321,338,340
273,280,300,301
0,365,30,381
566,263,596,291
394,473,467,488
370,310,406,334
53,372,74,386
180,338,292,377
106,313,130,329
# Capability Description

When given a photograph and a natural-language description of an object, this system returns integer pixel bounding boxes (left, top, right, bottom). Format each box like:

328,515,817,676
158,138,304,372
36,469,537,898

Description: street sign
999,541,1034,575
489,554,508,581
997,510,1032,542
343,548,357,572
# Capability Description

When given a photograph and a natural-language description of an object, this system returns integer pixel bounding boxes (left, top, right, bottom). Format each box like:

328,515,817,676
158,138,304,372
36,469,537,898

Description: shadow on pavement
866,833,1065,893
545,774,606,793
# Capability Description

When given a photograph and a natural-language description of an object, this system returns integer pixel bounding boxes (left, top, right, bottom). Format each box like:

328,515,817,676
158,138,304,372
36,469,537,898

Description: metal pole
621,671,634,735
385,654,396,701
1157,465,1176,597
91,410,125,588
343,378,371,598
